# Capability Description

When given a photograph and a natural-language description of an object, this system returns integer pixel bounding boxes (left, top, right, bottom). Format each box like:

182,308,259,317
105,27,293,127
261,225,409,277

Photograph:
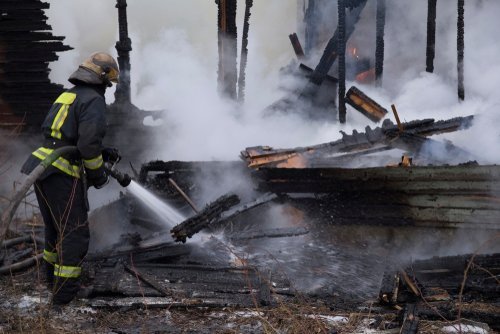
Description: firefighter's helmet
68,52,119,87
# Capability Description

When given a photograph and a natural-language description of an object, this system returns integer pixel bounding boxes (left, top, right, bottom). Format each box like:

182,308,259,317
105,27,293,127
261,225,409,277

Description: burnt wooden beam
345,86,388,123
289,33,305,60
457,0,465,100
426,0,437,73
338,0,347,123
218,193,278,223
299,63,338,83
0,31,65,42
0,2,49,11
171,194,240,243
217,0,238,100
0,21,51,32
308,0,368,86
375,0,386,84
237,0,252,103
114,0,132,105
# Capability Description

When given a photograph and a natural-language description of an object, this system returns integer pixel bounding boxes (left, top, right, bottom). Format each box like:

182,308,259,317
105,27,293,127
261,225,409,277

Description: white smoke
45,1,500,163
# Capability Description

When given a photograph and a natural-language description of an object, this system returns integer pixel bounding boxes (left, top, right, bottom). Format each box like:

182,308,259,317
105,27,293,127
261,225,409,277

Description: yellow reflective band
32,147,81,178
54,264,81,278
55,92,77,105
50,105,69,139
83,154,103,170
50,92,76,140
43,250,58,264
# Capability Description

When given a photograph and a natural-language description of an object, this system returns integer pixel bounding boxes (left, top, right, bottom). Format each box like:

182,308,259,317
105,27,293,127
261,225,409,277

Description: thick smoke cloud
45,1,500,163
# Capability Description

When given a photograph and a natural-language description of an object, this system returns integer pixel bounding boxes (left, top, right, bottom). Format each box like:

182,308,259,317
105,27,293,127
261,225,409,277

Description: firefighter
21,52,120,305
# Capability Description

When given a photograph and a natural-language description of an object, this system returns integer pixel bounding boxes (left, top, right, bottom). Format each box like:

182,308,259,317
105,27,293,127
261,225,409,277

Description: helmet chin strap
100,73,113,87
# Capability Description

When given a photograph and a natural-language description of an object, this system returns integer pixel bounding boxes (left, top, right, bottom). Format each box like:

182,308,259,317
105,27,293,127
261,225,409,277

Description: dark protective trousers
34,173,89,304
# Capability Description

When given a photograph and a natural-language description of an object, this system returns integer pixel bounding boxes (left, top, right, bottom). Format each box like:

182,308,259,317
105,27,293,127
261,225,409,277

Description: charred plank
171,194,240,243
345,86,388,122
400,304,419,334
289,33,305,60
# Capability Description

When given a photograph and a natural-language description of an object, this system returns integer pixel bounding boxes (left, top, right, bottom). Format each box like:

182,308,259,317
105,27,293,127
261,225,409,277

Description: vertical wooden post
426,0,437,73
217,0,238,100
457,0,465,100
391,104,404,133
238,0,253,103
338,0,347,124
309,0,367,86
375,0,386,86
115,0,132,105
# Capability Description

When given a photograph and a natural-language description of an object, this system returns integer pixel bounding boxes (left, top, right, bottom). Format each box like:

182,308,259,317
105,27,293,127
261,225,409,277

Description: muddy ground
1,212,498,333
2,270,492,334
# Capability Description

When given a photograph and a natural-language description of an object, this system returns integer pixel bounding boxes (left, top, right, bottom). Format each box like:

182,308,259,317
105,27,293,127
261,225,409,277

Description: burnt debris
380,253,500,331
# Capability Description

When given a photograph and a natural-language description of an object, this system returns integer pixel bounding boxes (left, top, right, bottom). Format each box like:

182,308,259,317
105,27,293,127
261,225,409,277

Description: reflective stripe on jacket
21,84,107,180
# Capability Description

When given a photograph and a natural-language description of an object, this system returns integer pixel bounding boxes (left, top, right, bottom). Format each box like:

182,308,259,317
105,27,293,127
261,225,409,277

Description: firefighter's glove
89,172,109,189
102,147,121,164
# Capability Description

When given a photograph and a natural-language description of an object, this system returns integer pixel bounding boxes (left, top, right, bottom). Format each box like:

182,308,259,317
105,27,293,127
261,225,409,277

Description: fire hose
0,146,132,248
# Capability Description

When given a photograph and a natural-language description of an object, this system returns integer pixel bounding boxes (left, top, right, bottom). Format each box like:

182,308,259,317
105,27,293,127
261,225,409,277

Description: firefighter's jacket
21,84,107,182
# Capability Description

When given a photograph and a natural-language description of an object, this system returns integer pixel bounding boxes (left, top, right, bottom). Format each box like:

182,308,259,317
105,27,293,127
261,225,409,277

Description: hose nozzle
106,166,132,187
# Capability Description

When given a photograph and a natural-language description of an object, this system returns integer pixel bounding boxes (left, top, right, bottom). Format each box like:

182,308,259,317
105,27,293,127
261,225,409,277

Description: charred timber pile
0,0,72,131
241,115,474,169
90,263,273,309
85,237,277,309
239,114,500,229
379,253,500,331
